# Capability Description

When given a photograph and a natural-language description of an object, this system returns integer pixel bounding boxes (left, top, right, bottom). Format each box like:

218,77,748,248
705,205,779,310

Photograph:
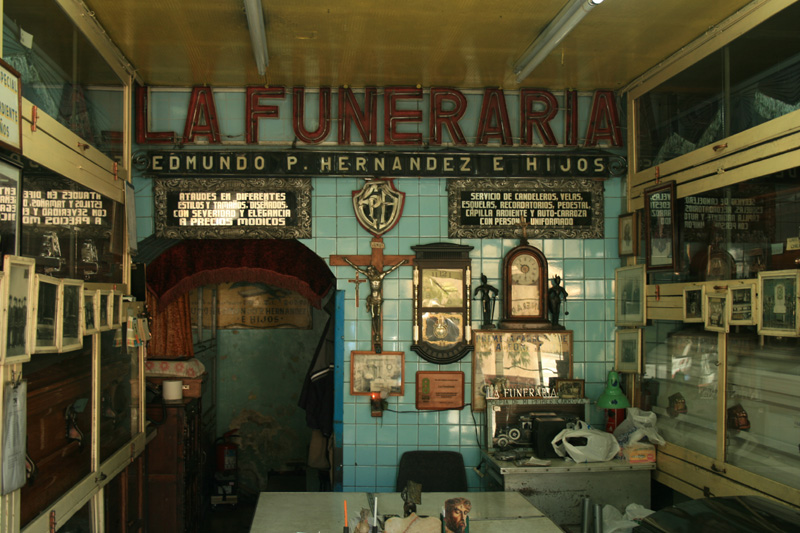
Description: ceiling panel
9,0,760,89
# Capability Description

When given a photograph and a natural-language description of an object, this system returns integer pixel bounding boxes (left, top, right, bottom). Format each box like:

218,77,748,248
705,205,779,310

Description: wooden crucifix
331,236,415,353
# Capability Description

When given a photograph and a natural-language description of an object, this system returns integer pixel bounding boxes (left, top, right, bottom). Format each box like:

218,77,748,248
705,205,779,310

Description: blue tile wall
134,161,625,493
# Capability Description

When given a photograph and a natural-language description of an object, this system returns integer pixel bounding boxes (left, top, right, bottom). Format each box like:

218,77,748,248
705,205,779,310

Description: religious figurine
473,274,498,329
547,275,568,328
344,257,408,352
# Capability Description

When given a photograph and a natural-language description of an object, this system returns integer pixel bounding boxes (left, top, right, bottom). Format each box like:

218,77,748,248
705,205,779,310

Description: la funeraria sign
138,85,624,239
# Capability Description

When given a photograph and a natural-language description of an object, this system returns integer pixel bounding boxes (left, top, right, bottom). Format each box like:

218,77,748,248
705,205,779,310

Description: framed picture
758,270,800,337
615,264,646,326
554,378,584,399
84,289,99,335
111,292,123,328
60,278,84,352
1,255,35,363
33,274,60,353
729,281,757,326
644,181,677,271
472,330,573,411
98,290,112,331
415,371,465,410
615,328,643,373
683,285,704,323
704,291,729,333
350,351,404,396
618,212,638,256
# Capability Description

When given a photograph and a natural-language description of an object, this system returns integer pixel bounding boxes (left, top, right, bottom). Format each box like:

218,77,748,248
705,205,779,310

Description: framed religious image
472,330,572,411
644,181,677,271
350,351,404,396
618,212,638,256
84,289,99,335
554,378,584,399
729,281,757,326
615,264,646,326
60,279,84,351
704,291,729,333
758,270,800,337
615,328,643,373
98,290,112,331
683,285,704,323
33,274,60,353
1,255,35,363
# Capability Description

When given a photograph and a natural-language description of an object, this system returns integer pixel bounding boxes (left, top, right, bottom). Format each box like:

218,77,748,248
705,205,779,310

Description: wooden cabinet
146,398,202,533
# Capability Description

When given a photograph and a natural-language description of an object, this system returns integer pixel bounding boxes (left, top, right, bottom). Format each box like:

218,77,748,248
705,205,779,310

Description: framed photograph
644,181,677,271
1,255,35,363
98,290,112,331
758,270,800,337
704,291,729,333
472,330,573,411
350,351,404,396
111,292,123,328
60,279,84,352
554,378,585,399
33,274,60,353
729,281,757,326
618,212,638,256
84,289,99,335
615,328,643,373
683,285,704,323
615,264,646,326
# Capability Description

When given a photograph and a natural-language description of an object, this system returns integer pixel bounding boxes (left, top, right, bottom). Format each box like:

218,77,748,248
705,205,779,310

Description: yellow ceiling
9,0,757,89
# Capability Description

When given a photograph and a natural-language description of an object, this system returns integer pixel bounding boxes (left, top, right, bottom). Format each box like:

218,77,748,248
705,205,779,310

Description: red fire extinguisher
215,429,239,473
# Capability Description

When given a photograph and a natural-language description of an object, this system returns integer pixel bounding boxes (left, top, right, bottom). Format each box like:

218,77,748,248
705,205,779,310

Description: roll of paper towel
162,380,183,401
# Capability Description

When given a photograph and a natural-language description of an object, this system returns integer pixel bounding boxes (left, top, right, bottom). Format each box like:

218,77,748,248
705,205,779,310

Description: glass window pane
645,322,719,458
726,333,800,490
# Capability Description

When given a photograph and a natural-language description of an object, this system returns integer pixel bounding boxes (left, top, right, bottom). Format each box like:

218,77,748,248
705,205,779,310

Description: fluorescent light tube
514,0,604,83
244,0,269,75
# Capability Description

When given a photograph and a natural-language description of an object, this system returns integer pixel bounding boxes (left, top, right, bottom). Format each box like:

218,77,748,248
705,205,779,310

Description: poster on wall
215,282,311,329
447,178,604,239
153,177,311,239
472,330,572,411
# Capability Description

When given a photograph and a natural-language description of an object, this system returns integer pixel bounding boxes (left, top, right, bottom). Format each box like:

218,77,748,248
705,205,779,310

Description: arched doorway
139,237,336,495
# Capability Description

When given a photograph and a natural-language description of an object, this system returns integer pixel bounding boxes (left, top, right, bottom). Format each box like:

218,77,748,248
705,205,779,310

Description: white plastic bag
613,407,666,447
551,420,620,463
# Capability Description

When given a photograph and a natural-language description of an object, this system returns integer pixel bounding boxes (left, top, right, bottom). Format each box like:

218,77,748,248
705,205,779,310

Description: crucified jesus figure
344,257,408,351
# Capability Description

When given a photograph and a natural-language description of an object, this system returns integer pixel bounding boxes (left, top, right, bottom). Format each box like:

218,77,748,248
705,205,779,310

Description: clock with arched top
500,243,550,329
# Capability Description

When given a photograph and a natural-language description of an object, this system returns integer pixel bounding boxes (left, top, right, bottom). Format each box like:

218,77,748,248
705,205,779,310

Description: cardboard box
624,443,656,463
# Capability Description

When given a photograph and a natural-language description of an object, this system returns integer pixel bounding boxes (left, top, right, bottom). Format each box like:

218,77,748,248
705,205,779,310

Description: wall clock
411,242,474,364
500,243,550,329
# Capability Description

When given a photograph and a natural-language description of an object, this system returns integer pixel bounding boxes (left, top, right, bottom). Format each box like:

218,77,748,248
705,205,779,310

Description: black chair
395,450,468,492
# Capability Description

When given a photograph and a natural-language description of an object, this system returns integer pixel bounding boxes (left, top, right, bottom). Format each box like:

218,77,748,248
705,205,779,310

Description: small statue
547,275,568,327
355,508,372,533
473,274,498,329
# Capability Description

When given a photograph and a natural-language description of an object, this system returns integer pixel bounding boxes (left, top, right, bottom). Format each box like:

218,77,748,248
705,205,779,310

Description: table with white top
483,450,655,528
249,491,563,532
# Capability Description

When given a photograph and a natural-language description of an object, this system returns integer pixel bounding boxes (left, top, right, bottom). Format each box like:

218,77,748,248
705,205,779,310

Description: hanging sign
215,282,311,329
447,178,604,239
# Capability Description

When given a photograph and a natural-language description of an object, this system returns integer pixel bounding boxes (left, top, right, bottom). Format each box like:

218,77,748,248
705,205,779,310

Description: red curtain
146,289,194,359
